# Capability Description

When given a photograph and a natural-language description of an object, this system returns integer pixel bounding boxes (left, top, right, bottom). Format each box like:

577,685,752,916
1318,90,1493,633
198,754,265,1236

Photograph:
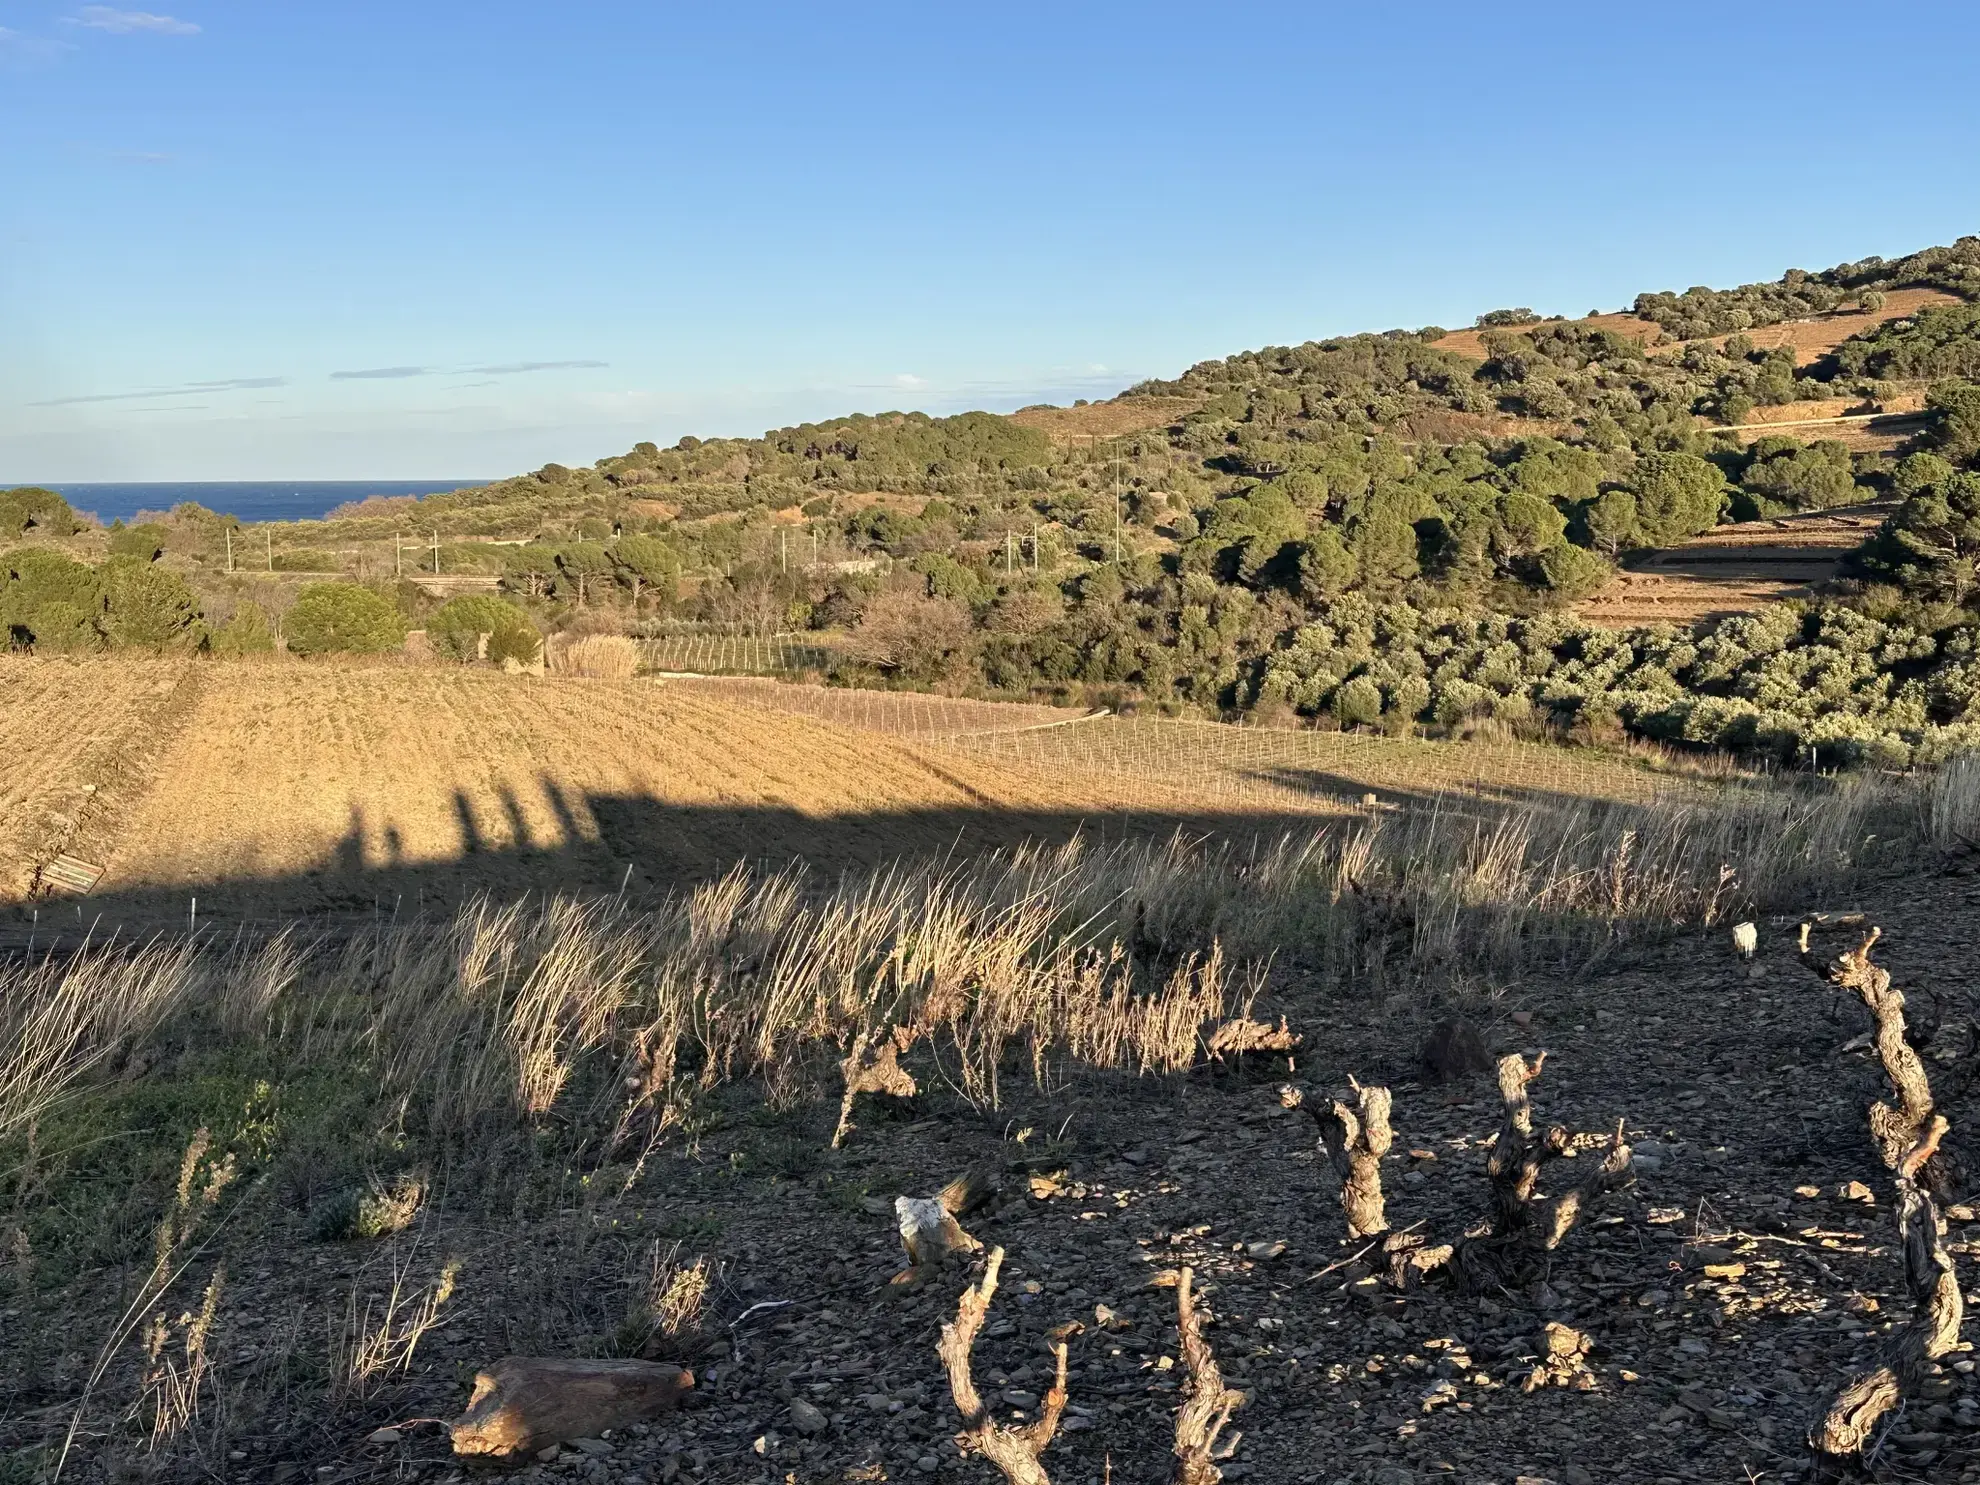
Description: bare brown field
661,675,1087,735
2,659,1711,922
1724,390,1926,427
1008,396,1204,444
940,713,1701,809
668,678,1701,808
0,656,203,899
85,665,1171,909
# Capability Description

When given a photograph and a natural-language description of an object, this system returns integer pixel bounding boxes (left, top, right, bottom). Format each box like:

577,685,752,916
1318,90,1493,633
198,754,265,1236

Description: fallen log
448,1357,693,1457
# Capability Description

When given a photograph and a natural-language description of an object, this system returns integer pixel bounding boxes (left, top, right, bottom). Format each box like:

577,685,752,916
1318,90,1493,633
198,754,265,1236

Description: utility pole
225,526,233,573
430,529,440,576
1031,523,1039,572
265,530,272,572
394,533,402,578
1114,441,1125,566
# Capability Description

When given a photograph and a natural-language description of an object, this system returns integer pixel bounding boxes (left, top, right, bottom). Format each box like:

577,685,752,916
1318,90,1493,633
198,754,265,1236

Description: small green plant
311,1171,425,1241
612,1243,710,1360
818,1173,871,1213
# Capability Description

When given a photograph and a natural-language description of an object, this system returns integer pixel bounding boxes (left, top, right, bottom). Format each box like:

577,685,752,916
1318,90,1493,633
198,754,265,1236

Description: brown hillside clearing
1431,312,1663,362
1010,396,1203,444
1671,287,1962,366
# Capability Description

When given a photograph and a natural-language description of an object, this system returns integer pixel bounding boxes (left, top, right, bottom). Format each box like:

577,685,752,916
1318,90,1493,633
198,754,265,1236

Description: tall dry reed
0,938,203,1144
2,771,1897,1150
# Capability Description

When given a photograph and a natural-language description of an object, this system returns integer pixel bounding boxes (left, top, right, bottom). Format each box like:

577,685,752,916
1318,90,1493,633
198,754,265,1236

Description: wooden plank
41,855,105,894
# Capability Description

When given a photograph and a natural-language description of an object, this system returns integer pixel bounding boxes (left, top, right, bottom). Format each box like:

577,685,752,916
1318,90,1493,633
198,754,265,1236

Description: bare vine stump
1810,1118,1964,1477
448,1358,693,1457
1796,932,1967,1478
834,1024,921,1148
936,1247,1067,1485
1798,923,1957,1196
933,1250,1242,1485
1282,1080,1393,1238
1450,1053,1632,1291
1167,1266,1245,1485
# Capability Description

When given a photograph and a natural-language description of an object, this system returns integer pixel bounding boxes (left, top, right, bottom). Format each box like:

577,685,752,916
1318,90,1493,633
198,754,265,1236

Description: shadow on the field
1,768,1672,942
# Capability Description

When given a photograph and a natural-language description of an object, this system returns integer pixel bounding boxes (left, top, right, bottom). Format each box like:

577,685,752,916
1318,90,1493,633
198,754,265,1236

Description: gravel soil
10,861,1980,1485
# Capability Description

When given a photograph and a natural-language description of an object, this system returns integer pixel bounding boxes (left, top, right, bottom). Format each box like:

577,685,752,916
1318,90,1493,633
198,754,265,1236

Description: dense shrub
1253,594,1980,767
210,601,276,656
1859,472,1980,605
284,582,408,656
428,594,540,664
0,487,76,538
106,522,169,561
99,557,204,650
0,550,102,652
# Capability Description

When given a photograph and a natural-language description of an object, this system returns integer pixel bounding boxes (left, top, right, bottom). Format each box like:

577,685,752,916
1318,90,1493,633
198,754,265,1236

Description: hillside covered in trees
10,237,1980,765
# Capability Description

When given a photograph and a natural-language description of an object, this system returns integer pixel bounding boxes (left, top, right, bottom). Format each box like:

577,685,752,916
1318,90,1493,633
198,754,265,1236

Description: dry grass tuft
328,1248,461,1408
614,1243,712,1361
548,633,639,680
0,938,203,1144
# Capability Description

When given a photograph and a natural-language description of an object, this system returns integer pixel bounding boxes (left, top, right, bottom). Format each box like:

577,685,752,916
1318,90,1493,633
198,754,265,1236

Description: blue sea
16,480,491,525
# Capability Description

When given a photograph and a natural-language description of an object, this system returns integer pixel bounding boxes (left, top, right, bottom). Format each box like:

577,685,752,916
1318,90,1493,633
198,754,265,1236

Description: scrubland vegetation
15,239,1980,1478
11,240,1980,774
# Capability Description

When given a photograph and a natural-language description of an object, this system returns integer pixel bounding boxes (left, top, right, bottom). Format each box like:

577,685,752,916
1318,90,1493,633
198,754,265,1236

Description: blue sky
3,1,1978,481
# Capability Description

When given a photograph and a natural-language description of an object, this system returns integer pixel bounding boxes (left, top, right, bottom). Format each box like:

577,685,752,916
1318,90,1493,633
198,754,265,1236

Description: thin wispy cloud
73,7,200,35
462,360,608,375
0,26,77,62
333,361,606,381
128,404,209,412
31,376,284,407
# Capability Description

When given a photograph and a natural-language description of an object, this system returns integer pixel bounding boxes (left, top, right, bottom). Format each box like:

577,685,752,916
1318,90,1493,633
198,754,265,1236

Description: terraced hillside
1578,504,1893,627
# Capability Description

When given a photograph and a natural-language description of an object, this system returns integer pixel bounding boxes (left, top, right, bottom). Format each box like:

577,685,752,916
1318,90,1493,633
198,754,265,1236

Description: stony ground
12,855,1980,1485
